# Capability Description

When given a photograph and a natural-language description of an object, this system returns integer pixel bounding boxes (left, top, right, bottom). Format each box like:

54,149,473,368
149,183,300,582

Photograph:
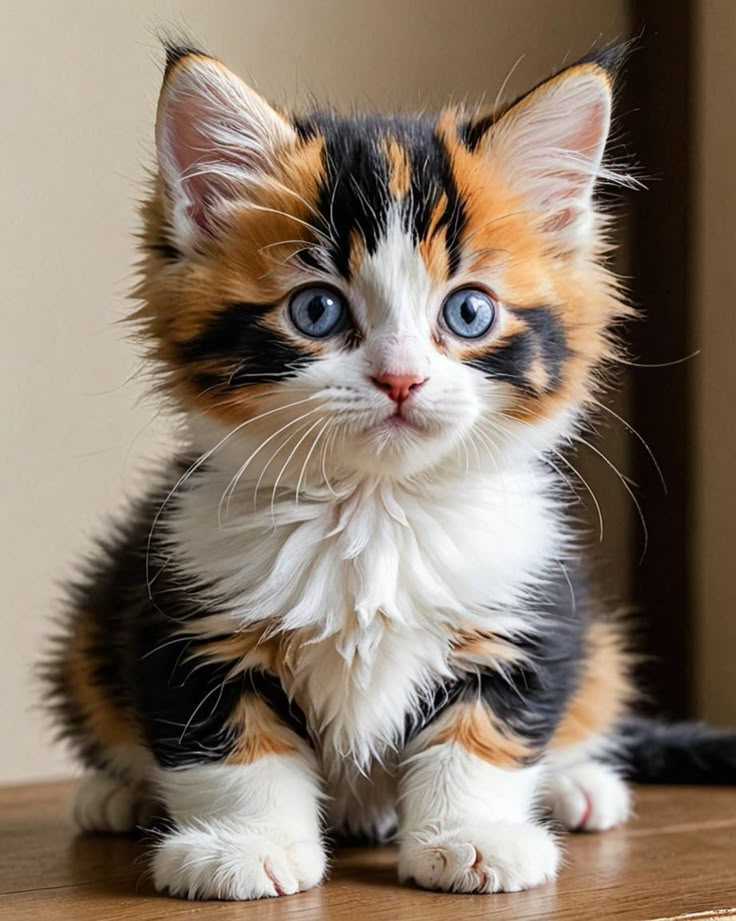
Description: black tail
619,717,736,784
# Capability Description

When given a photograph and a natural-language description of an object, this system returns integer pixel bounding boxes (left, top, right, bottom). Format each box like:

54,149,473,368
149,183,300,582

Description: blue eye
289,287,348,339
442,288,496,339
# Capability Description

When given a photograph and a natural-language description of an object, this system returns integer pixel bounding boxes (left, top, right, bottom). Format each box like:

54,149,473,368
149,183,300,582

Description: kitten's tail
618,716,736,784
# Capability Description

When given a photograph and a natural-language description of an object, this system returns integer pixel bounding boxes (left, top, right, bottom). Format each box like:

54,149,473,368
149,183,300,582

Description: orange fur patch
428,699,534,768
194,628,282,675
551,619,635,750
348,228,366,277
63,615,141,756
184,627,308,764
382,136,411,199
525,359,551,393
225,694,301,765
417,193,450,284
436,106,630,423
189,623,314,683
134,134,326,423
449,629,527,672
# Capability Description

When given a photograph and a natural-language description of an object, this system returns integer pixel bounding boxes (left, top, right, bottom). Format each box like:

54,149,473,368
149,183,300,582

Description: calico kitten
44,42,736,901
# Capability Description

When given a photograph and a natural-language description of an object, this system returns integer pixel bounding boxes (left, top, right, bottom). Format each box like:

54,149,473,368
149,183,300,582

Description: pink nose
371,372,428,404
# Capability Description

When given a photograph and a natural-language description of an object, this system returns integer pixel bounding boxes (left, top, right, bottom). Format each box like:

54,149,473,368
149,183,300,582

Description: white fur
399,822,559,893
152,755,326,899
398,744,559,892
168,462,563,769
544,759,631,831
72,773,155,832
152,822,325,900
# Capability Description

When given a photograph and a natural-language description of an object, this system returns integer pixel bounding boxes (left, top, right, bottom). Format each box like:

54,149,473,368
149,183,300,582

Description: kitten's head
136,44,631,483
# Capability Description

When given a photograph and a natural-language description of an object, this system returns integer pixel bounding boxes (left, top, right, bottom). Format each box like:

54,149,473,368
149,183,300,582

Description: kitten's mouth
387,411,413,427
372,408,427,434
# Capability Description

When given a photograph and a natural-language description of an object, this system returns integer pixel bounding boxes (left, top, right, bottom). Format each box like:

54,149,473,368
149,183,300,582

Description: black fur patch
147,240,181,263
618,717,736,784
130,619,308,769
460,113,497,153
406,565,587,757
177,302,317,387
43,467,310,771
294,114,466,279
579,41,632,78
467,304,569,393
163,41,207,77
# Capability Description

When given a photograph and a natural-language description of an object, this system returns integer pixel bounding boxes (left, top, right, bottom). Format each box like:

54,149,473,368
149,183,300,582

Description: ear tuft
576,40,633,80
162,40,207,78
155,52,297,248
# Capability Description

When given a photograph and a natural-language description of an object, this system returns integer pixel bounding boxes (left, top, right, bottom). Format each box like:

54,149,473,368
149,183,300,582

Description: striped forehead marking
294,114,466,281
381,136,411,200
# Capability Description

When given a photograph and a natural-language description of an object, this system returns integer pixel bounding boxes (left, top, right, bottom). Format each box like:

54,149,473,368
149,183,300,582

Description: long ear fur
155,46,297,249
477,53,625,249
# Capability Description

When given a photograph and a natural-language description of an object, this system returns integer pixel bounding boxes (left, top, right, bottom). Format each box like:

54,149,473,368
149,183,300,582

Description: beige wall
694,3,736,725
0,0,628,783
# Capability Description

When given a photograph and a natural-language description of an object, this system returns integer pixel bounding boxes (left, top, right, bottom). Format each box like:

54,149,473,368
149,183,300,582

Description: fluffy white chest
171,467,562,767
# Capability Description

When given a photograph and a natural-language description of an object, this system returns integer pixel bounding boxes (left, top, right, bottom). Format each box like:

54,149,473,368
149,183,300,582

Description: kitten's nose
371,372,428,404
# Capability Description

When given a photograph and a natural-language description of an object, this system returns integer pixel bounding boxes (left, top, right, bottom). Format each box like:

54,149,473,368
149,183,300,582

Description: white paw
152,822,327,900
72,773,154,832
398,822,560,894
544,761,631,831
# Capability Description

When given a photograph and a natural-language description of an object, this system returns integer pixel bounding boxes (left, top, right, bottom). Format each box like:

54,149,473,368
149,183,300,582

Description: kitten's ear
476,56,617,246
155,47,297,247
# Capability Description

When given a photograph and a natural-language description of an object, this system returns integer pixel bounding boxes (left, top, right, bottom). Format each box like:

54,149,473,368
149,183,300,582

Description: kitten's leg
544,740,631,832
150,697,325,901
44,603,157,833
72,772,156,832
397,698,559,894
543,619,634,832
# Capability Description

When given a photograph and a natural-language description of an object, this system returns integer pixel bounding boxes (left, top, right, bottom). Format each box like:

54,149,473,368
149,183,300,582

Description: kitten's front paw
398,822,559,894
545,761,631,831
152,822,327,900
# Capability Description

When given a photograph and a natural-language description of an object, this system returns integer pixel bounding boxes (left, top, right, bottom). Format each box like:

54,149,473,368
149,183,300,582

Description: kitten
44,41,736,901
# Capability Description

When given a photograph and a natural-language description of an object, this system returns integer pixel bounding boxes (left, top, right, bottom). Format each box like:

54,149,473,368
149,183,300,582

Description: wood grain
0,781,735,920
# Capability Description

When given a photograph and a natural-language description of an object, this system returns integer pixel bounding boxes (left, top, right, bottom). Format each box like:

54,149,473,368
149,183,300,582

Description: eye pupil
460,300,477,325
307,297,326,323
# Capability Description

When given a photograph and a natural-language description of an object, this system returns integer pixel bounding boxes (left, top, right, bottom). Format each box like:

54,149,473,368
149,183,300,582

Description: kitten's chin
342,420,466,478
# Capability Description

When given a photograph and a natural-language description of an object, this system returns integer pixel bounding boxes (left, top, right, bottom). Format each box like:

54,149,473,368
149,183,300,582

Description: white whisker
145,394,318,598
218,407,323,526
588,395,666,494
296,417,334,503
572,432,648,558
252,417,319,511
269,416,327,522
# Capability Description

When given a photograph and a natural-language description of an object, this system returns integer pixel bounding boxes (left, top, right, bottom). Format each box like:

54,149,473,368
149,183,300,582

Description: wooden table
1,780,734,919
